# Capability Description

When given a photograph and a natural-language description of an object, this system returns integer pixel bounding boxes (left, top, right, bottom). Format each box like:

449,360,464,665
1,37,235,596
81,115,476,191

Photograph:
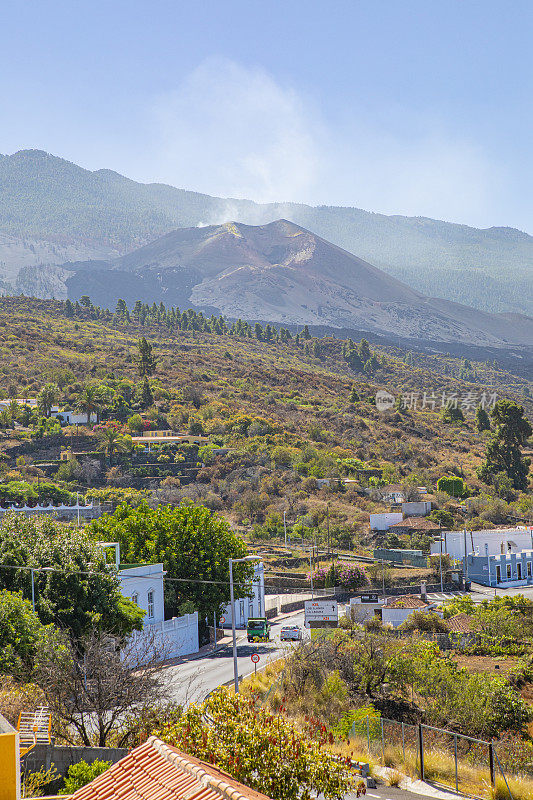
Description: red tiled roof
70,737,273,800
385,595,430,609
446,613,473,633
390,516,442,531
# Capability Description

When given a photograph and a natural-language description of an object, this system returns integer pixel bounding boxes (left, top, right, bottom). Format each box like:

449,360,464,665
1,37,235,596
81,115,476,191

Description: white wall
370,512,403,531
127,612,199,665
119,563,165,625
348,597,385,623
118,562,199,664
432,528,533,559
54,410,97,425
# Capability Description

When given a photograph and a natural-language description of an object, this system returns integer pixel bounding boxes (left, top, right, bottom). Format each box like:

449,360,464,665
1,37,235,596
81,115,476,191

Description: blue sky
1,0,532,231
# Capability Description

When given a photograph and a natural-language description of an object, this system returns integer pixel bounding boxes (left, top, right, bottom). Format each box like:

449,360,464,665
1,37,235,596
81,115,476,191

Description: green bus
247,617,271,642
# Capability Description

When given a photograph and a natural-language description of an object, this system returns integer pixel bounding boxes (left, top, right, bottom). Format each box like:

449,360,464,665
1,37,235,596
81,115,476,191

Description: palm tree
96,423,127,463
77,385,104,424
37,383,59,418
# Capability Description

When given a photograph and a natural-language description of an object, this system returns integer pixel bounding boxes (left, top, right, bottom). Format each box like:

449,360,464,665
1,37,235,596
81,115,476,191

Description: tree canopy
478,400,532,489
89,502,253,619
0,590,51,677
0,513,143,639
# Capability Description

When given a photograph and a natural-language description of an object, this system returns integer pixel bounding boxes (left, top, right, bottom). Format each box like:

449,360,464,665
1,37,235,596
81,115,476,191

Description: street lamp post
439,537,444,592
229,555,261,694
30,566,54,612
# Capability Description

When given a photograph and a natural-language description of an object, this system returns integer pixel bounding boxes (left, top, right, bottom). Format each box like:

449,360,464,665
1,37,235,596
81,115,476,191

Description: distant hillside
0,149,532,315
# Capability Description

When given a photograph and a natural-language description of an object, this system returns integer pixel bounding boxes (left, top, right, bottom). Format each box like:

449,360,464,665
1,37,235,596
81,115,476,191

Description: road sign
251,654,260,663
304,599,338,627
219,616,225,624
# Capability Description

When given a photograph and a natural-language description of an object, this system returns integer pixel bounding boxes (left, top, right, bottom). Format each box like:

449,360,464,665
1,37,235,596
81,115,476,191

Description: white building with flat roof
222,562,265,629
431,527,533,560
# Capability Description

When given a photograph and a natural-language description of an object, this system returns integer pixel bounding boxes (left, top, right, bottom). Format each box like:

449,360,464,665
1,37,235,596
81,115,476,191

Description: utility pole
283,510,287,547
229,555,261,694
439,536,444,592
30,566,54,612
326,503,331,565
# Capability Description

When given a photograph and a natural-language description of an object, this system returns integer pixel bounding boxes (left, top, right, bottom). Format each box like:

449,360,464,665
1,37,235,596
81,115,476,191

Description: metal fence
350,714,516,799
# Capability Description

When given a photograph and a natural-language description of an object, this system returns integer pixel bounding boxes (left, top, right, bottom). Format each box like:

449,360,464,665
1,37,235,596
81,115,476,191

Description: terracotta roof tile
390,516,442,530
385,594,430,609
446,613,473,633
70,738,274,800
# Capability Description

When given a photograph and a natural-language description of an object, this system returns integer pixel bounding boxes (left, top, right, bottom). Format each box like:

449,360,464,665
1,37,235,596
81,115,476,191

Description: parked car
280,625,302,641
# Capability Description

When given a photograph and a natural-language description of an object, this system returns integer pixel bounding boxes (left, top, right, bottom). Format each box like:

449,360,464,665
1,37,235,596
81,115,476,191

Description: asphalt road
159,610,307,706
347,789,446,800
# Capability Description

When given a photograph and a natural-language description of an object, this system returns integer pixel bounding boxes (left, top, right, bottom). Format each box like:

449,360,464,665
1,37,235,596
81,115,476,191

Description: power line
0,562,315,591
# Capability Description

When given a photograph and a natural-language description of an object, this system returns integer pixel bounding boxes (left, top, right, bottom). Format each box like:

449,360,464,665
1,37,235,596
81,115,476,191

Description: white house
0,398,95,425
370,512,403,531
346,593,386,623
222,562,265,629
381,594,439,628
98,542,199,663
53,409,97,425
431,527,533,561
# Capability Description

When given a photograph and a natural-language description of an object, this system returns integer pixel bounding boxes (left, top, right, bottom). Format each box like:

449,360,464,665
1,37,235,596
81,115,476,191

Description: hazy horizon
1,2,532,234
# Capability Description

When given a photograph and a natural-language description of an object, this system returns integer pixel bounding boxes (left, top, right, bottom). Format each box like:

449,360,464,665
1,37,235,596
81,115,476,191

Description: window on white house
507,564,512,580
528,562,532,578
147,590,155,619
131,593,139,605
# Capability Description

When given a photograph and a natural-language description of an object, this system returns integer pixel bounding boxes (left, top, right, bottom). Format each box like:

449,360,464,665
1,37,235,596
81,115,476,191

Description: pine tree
136,338,156,377
478,400,532,489
359,338,371,363
349,384,360,403
140,377,154,409
475,405,491,432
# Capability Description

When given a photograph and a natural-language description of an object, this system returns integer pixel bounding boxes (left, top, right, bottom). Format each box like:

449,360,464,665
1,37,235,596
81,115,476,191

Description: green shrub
60,759,111,793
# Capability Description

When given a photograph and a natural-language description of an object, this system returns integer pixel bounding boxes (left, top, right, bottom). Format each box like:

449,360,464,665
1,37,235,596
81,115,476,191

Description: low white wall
127,612,199,664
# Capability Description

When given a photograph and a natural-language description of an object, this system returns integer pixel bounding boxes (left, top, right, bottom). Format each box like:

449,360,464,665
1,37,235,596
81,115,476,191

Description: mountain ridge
0,149,532,315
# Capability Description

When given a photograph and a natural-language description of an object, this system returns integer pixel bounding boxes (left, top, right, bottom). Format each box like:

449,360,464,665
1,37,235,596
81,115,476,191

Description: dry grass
386,769,402,787
491,773,533,800
240,659,285,701
452,654,519,676
335,735,533,800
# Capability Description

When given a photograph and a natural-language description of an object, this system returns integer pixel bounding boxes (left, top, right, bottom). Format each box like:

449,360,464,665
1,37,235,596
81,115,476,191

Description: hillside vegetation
0,296,531,554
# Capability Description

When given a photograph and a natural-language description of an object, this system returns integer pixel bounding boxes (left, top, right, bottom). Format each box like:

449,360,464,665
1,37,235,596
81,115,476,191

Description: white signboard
305,600,338,625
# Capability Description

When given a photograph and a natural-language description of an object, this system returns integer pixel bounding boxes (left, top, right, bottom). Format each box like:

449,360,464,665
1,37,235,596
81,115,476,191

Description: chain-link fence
349,715,516,799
